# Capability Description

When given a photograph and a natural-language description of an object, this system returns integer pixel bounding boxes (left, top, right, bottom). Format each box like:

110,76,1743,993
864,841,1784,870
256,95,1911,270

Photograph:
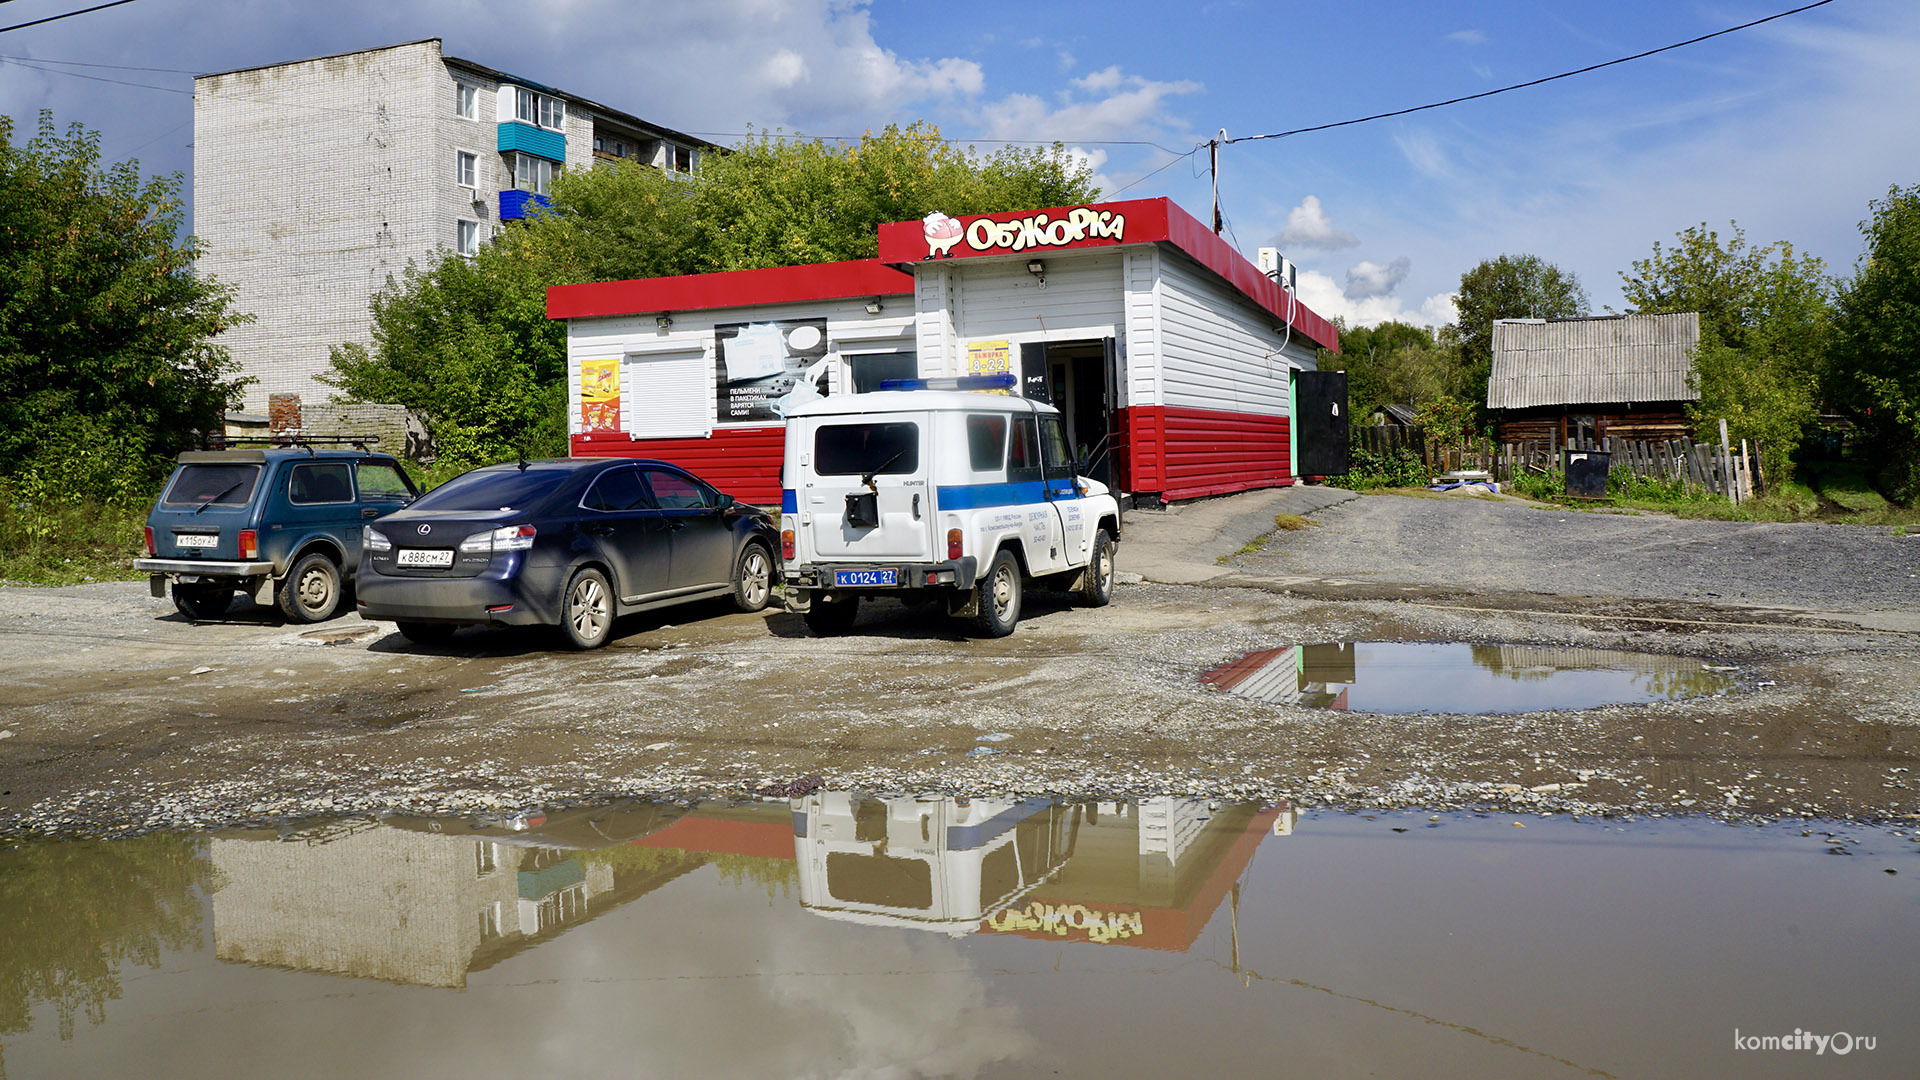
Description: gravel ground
1,491,1916,838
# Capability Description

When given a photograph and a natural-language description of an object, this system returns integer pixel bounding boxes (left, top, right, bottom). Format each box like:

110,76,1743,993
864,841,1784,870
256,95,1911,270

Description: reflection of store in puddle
1203,642,1735,714
792,793,1294,950
209,804,694,988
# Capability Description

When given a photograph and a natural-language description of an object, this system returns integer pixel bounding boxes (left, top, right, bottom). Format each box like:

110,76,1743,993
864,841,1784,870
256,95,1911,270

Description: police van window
966,414,1007,472
815,423,919,476
1039,416,1073,471
1007,416,1041,483
582,466,652,511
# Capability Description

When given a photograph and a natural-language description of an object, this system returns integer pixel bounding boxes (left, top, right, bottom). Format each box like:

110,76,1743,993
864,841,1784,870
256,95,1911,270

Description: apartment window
456,219,480,257
672,145,693,173
455,83,477,120
516,87,564,131
509,152,557,196
593,135,604,152
455,150,477,188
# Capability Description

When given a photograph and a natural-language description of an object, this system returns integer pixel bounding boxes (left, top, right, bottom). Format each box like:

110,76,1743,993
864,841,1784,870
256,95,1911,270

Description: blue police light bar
877,373,1018,392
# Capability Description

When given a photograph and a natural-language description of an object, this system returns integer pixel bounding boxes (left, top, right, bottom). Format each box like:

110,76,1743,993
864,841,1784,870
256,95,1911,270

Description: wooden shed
1486,312,1700,445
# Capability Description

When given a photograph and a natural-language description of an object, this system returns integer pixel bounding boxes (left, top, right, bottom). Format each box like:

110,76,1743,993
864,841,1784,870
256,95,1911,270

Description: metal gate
1294,370,1349,477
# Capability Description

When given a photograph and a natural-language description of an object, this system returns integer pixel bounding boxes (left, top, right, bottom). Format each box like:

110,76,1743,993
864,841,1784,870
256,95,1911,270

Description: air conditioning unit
1258,248,1297,291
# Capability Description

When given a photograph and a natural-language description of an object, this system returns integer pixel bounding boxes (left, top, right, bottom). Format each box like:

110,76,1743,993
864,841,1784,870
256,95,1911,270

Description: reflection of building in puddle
1205,641,1732,711
1201,643,1352,708
981,799,1289,951
792,793,1078,936
210,805,698,988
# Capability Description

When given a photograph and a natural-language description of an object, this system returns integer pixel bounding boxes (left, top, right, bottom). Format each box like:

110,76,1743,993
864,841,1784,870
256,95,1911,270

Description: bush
1329,444,1427,490
0,489,148,585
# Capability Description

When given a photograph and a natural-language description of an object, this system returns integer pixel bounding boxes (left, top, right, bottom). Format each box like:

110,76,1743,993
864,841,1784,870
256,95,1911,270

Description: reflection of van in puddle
781,377,1121,637
794,792,1079,935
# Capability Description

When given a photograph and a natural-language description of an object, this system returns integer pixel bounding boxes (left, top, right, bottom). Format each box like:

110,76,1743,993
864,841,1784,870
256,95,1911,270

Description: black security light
656,313,673,331
865,297,885,315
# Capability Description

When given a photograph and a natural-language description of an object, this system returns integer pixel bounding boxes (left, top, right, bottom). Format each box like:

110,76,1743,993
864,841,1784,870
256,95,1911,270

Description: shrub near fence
1348,424,1762,503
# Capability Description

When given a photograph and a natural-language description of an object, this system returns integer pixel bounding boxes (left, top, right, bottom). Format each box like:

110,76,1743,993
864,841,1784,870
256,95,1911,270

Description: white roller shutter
625,349,713,439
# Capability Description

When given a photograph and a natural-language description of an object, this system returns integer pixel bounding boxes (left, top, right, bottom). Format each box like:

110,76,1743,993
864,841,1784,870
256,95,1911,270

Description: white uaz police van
781,375,1121,637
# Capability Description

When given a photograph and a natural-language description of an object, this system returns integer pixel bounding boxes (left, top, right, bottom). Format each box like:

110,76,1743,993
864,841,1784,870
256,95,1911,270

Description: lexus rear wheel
559,567,615,650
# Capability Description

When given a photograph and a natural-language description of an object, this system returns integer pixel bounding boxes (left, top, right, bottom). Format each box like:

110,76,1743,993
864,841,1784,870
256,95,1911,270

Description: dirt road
2,491,1916,837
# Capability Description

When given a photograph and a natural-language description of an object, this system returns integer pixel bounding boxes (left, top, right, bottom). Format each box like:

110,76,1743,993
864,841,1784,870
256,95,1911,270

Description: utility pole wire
0,0,143,35
1225,0,1836,144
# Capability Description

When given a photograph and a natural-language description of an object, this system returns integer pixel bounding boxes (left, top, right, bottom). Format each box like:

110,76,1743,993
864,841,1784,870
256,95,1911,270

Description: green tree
0,112,249,502
1830,185,1920,502
1618,222,1829,481
1320,320,1456,419
329,123,1096,469
1453,254,1589,400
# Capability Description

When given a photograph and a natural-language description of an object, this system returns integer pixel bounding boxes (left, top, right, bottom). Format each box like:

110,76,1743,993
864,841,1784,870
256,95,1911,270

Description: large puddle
1203,642,1737,712
2,795,1912,1078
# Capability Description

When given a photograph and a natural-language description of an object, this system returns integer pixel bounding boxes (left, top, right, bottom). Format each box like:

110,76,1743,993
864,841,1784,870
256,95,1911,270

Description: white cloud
1446,29,1487,46
1277,195,1358,249
1058,50,1077,72
1344,256,1411,299
1296,269,1454,329
977,67,1200,145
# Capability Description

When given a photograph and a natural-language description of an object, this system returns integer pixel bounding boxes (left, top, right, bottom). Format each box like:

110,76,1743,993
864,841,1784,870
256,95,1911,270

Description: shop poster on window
714,317,830,423
579,358,620,432
966,339,1014,393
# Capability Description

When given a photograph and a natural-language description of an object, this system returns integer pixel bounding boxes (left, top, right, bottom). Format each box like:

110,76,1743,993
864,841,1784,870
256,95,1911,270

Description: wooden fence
1351,423,1761,502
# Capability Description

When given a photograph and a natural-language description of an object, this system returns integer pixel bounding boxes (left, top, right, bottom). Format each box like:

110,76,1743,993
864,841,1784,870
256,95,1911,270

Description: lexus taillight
142,526,155,556
781,529,795,560
238,529,258,559
461,524,537,553
947,528,963,560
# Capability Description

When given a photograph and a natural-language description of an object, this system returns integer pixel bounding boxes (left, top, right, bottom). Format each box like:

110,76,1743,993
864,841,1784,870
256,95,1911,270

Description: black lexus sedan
355,458,778,649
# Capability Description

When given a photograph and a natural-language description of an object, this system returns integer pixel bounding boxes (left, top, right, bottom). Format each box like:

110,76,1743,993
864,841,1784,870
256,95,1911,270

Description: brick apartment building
193,39,713,417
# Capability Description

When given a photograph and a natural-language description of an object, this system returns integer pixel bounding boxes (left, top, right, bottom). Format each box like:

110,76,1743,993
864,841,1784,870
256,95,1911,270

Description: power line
0,54,184,92
0,52,197,72
1225,0,1837,144
1104,146,1203,198
0,0,145,35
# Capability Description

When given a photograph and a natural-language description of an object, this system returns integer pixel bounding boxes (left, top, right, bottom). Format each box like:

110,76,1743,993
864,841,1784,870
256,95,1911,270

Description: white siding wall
567,301,916,436
196,41,449,412
950,253,1124,358
913,266,959,375
1156,250,1315,417
1122,247,1160,409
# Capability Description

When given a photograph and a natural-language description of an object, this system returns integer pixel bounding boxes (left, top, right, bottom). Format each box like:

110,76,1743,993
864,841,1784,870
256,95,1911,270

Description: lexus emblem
417,524,431,535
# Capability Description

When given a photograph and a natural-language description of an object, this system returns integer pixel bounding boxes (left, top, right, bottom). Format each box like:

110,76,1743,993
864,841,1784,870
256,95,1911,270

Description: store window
846,352,916,394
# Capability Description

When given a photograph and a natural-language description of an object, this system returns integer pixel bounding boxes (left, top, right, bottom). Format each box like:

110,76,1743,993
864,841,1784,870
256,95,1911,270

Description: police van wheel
1078,529,1116,607
972,549,1022,637
803,594,860,636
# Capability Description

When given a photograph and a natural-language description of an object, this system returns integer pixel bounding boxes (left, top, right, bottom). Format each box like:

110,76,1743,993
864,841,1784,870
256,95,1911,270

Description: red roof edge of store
546,259,915,320
877,196,1338,354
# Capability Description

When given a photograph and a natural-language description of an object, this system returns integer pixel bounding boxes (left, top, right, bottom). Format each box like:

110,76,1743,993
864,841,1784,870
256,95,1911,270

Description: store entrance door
1019,339,1119,491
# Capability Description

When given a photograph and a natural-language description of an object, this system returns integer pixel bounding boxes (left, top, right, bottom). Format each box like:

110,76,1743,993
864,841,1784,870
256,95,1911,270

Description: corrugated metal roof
1486,312,1700,409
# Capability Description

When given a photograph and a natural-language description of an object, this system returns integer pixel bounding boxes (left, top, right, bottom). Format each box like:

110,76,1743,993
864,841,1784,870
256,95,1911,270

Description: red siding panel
571,427,784,505
1121,406,1292,501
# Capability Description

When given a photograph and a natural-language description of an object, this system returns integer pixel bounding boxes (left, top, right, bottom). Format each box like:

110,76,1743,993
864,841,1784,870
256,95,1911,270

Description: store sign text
957,207,1126,255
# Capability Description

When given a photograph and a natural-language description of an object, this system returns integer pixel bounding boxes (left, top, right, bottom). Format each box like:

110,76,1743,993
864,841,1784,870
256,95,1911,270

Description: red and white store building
547,196,1339,506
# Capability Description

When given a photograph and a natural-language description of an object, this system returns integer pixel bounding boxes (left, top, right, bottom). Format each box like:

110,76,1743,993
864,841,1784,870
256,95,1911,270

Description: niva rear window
413,469,570,512
161,464,261,507
814,423,920,476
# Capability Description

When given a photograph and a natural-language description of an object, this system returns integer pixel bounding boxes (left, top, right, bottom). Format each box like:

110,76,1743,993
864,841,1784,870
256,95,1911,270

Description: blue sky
3,0,1915,327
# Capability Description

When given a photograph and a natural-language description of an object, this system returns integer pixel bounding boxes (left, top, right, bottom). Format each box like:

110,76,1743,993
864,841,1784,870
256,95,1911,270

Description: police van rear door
804,413,936,563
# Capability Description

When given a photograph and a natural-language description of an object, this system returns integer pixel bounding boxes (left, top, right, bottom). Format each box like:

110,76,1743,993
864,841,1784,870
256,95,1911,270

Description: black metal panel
1295,370,1349,477
1020,342,1051,404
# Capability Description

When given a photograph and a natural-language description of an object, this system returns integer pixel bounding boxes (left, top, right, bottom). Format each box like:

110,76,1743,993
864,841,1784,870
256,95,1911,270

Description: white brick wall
197,41,512,412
